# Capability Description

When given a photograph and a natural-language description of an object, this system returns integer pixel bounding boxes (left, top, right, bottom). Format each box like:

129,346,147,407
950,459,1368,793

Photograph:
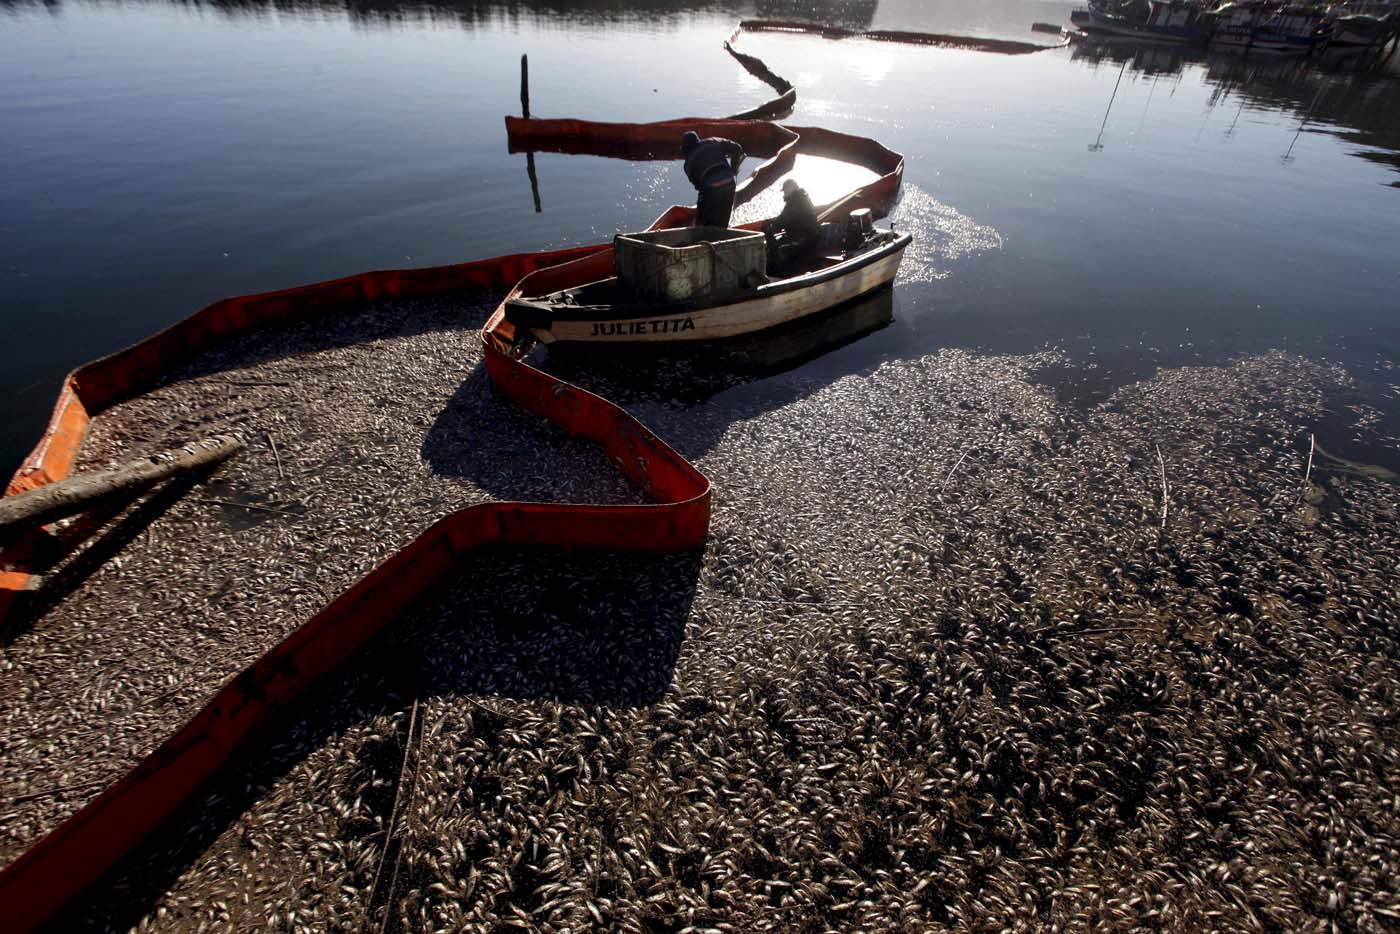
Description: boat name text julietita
591,318,697,337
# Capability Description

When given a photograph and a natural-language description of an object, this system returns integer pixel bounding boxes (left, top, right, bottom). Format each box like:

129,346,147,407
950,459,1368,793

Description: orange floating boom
0,109,903,929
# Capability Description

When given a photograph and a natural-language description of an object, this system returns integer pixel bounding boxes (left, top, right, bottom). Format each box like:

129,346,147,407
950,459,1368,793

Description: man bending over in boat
764,179,823,274
681,130,744,228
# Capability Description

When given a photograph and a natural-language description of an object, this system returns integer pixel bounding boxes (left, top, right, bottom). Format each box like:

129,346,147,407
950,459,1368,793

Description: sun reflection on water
889,185,1003,283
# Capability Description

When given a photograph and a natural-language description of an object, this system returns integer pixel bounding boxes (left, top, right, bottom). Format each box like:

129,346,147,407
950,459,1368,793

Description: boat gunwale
542,278,902,348
507,231,913,324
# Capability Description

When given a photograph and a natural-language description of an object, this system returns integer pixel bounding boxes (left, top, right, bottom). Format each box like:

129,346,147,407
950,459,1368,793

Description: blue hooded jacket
682,135,745,190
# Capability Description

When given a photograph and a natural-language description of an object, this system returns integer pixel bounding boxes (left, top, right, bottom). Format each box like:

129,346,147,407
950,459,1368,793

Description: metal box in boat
614,226,767,303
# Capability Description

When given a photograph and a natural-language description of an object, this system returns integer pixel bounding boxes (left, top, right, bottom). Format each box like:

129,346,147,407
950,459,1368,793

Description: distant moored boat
1329,11,1398,46
1071,0,1218,42
1248,6,1333,51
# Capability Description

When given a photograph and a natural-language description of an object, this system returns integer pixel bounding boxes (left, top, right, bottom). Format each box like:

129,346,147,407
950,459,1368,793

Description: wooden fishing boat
1209,1,1267,45
1329,11,1397,46
1071,0,1217,42
504,219,911,346
1209,1,1334,50
540,286,897,405
1249,6,1332,51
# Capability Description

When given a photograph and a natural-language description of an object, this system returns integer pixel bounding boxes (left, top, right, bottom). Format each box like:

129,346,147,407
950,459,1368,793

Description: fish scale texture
0,292,645,867
57,341,1400,933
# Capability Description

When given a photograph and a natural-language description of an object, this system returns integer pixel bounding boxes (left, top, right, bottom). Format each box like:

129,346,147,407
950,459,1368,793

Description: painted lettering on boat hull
538,243,909,344
590,318,696,337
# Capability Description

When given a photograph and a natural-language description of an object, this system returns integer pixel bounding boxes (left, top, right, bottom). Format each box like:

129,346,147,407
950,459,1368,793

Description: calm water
3,0,1399,475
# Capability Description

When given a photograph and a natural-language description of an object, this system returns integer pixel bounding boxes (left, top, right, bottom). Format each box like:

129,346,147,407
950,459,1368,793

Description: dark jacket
771,187,822,248
684,137,745,190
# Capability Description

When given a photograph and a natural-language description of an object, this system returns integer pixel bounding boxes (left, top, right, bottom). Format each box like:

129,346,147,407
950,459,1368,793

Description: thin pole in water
520,53,541,211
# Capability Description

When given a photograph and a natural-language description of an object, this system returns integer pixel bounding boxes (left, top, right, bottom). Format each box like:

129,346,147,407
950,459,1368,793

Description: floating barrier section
503,117,904,223
0,106,903,928
736,18,1070,54
724,39,797,119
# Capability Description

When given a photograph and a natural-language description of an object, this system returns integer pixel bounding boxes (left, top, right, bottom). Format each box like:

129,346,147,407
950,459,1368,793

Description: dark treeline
0,0,878,29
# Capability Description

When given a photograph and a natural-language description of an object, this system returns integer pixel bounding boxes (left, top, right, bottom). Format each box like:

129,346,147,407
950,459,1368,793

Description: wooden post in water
520,52,540,211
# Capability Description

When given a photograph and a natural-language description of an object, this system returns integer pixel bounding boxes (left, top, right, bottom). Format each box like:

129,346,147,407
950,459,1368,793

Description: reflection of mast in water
1194,72,1236,145
1089,61,1129,152
1133,75,1160,145
1070,35,1400,180
1193,93,1216,144
1204,56,1270,141
1223,98,1246,139
1282,80,1329,165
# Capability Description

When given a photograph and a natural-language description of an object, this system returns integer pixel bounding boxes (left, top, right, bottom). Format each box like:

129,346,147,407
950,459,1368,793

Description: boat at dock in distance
504,212,911,347
1071,0,1219,42
1071,0,1392,53
1327,4,1399,46
1208,1,1269,45
1248,5,1334,51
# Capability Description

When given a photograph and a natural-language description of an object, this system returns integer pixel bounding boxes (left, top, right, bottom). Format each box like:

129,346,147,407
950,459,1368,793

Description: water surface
3,0,1399,473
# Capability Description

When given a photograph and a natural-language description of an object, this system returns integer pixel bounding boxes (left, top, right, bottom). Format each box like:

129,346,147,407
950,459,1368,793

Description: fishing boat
1209,1,1334,49
541,287,897,404
504,214,911,346
1209,1,1268,45
1250,5,1333,50
1071,0,1218,42
1329,10,1398,45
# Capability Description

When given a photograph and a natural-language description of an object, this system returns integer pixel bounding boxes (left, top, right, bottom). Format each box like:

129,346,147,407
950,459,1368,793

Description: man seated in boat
764,179,823,275
680,130,745,229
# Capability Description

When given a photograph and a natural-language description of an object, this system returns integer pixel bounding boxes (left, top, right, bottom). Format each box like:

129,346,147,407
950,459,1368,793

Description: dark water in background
3,0,1399,475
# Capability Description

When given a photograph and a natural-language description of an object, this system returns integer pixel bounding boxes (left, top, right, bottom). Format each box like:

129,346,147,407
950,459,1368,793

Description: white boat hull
531,240,910,345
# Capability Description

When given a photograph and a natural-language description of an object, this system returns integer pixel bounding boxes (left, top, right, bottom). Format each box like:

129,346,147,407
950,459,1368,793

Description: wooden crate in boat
614,226,767,303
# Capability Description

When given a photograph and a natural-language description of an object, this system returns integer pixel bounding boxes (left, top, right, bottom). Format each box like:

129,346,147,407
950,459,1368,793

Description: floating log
0,433,245,536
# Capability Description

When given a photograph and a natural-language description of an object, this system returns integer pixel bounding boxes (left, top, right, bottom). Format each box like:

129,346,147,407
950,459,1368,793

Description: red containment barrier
0,72,905,929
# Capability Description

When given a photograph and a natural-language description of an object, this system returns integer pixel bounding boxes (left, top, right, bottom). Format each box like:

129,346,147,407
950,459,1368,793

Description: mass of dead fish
0,292,642,870
3,292,1399,932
